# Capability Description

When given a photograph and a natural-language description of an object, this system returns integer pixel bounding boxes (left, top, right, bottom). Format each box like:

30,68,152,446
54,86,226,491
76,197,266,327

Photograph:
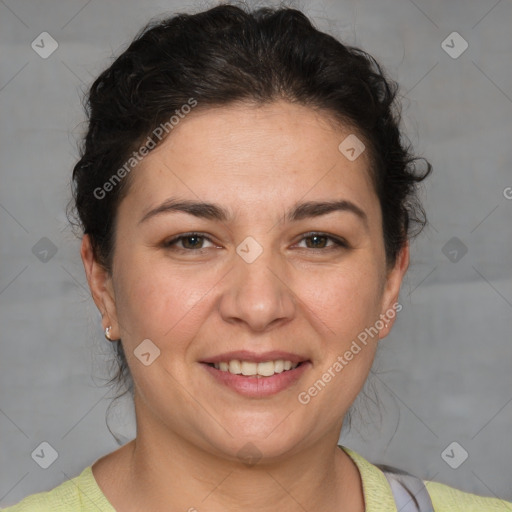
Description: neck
92,397,365,512
113,424,364,511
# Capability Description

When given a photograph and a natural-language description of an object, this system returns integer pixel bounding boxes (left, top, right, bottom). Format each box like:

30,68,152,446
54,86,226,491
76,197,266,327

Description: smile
202,360,311,397
207,359,300,377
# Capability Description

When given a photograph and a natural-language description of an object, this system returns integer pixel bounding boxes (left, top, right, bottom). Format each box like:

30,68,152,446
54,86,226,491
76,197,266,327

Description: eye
162,231,348,254
295,232,348,250
163,232,215,252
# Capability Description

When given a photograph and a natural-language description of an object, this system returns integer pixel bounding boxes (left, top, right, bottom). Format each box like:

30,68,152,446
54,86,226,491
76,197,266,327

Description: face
83,100,408,462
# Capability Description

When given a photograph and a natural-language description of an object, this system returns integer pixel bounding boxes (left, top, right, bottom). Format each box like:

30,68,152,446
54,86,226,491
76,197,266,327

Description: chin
203,421,305,464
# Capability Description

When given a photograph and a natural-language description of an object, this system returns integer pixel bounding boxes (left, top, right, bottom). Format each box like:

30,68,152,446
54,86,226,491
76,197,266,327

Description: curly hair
67,3,431,440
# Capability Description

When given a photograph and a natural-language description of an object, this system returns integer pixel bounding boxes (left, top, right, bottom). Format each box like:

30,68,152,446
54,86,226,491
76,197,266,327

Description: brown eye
179,235,205,249
304,234,329,249
164,233,214,251
298,233,348,250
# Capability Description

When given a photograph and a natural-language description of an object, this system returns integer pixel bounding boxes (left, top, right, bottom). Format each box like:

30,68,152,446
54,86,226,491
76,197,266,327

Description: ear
80,234,119,339
378,241,409,340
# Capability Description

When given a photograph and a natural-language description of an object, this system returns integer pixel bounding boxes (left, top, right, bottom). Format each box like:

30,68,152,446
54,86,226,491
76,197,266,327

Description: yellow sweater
3,445,512,511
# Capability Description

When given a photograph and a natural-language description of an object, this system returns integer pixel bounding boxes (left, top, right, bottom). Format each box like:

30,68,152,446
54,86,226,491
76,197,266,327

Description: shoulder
340,444,512,511
1,466,115,512
426,479,512,512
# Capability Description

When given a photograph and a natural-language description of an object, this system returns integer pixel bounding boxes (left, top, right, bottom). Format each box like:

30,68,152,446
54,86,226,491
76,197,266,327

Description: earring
105,326,113,341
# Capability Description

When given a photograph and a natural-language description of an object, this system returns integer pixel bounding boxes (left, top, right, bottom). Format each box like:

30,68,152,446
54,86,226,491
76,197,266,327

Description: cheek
301,259,384,332
297,258,383,400
113,255,219,346
298,266,382,419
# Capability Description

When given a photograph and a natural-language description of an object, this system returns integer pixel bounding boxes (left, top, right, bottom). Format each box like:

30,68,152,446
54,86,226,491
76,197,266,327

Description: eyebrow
138,197,368,227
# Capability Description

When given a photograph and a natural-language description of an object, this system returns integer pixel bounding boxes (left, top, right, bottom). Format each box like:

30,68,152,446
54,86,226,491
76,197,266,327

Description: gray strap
375,464,434,512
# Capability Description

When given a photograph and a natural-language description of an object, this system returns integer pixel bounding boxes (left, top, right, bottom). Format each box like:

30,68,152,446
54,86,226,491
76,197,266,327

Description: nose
218,240,296,332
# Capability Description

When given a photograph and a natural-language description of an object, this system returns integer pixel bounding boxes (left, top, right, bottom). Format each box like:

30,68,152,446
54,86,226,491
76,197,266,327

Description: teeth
228,360,241,374
274,360,284,373
257,361,275,377
241,361,258,376
212,359,300,377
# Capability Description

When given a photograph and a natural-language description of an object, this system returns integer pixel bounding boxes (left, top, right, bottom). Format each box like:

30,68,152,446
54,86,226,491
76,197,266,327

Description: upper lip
201,350,309,364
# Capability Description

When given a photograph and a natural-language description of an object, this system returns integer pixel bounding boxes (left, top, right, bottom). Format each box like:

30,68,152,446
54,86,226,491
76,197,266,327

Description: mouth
204,359,306,378
200,351,311,397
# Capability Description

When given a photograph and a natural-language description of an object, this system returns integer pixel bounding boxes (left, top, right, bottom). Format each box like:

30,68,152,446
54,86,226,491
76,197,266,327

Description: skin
81,100,409,511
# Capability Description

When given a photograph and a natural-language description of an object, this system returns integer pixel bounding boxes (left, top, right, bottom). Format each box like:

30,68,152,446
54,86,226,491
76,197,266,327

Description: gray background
1,0,511,507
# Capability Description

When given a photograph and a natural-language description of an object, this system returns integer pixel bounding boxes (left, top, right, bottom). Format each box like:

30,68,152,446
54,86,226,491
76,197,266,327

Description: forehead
121,101,380,224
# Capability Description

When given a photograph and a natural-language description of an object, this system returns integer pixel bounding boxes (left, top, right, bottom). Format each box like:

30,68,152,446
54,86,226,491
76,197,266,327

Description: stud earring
105,326,113,341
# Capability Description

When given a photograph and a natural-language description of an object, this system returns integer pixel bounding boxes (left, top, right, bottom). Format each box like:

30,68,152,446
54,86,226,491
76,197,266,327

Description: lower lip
201,362,311,398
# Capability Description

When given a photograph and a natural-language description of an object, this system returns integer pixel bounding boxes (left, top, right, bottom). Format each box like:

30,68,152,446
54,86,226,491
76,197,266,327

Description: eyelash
162,231,349,253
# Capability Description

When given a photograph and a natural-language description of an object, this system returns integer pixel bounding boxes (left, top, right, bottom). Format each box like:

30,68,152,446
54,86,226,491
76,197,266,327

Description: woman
4,4,511,511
